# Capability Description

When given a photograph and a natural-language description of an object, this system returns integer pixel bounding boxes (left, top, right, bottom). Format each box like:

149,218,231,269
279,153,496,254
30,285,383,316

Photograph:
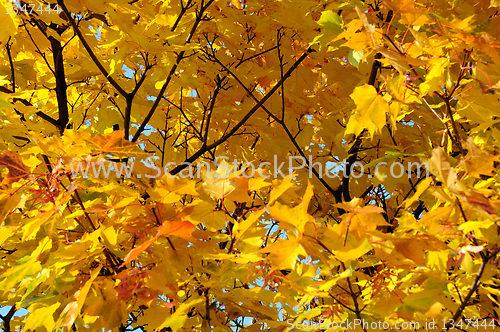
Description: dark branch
446,248,500,330
58,0,129,98
131,0,215,142
169,47,315,175
0,306,16,332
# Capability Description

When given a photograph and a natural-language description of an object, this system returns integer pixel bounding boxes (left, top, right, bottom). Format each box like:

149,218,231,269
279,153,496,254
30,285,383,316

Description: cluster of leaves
0,0,500,331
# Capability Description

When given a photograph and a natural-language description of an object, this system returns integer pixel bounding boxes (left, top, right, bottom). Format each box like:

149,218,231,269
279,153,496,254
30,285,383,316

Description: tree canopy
0,0,500,331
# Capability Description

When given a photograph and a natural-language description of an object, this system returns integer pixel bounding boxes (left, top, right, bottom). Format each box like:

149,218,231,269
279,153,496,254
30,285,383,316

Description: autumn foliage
1,0,500,331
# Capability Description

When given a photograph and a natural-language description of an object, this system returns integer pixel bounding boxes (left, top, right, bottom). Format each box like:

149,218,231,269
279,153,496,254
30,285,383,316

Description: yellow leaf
22,209,56,241
346,84,389,138
248,176,271,192
331,19,364,43
225,176,253,202
161,176,199,196
342,31,372,51
259,239,307,272
158,220,196,240
268,182,314,235
185,200,227,231
58,266,102,329
404,177,433,208
121,220,195,266
427,251,448,273
0,194,22,227
84,131,149,158
400,290,443,315
0,5,18,44
394,239,427,265
236,209,265,240
458,220,495,233
0,226,14,246
352,213,389,231
201,160,252,201
269,175,295,205
334,238,372,262
157,298,204,331
231,0,243,9
121,236,156,266
0,260,42,296
101,226,118,247
296,124,314,151
419,58,449,95
24,303,60,331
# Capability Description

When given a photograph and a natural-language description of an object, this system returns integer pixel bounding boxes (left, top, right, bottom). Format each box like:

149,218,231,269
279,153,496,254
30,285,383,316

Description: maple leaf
259,239,308,272
345,84,389,138
0,151,34,184
84,131,150,158
121,220,195,266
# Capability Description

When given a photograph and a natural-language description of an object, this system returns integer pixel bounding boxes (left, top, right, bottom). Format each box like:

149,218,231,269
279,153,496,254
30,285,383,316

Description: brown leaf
0,151,33,183
465,194,500,216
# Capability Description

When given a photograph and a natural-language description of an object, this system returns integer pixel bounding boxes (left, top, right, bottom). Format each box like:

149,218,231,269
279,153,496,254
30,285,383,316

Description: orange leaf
121,237,156,267
158,220,196,241
85,131,149,158
121,221,195,267
0,151,33,183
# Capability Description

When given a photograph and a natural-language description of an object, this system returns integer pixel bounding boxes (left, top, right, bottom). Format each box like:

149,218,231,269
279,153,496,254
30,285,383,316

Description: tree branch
124,63,153,138
439,94,466,156
202,75,226,146
235,45,278,69
163,93,203,140
171,0,195,32
168,47,315,175
13,98,62,130
5,38,15,93
209,46,340,199
49,35,70,131
0,306,16,332
30,18,70,132
58,0,129,98
446,248,500,330
132,0,215,142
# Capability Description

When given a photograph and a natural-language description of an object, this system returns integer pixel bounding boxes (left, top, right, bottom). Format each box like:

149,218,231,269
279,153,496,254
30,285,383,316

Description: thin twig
446,248,500,330
169,47,315,175
235,45,278,68
171,0,195,32
202,75,226,146
58,0,128,98
5,38,15,93
132,0,215,142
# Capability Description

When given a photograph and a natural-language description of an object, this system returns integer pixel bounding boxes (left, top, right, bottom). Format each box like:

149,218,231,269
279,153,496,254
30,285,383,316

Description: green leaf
317,11,343,33
313,10,344,50
348,49,363,68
